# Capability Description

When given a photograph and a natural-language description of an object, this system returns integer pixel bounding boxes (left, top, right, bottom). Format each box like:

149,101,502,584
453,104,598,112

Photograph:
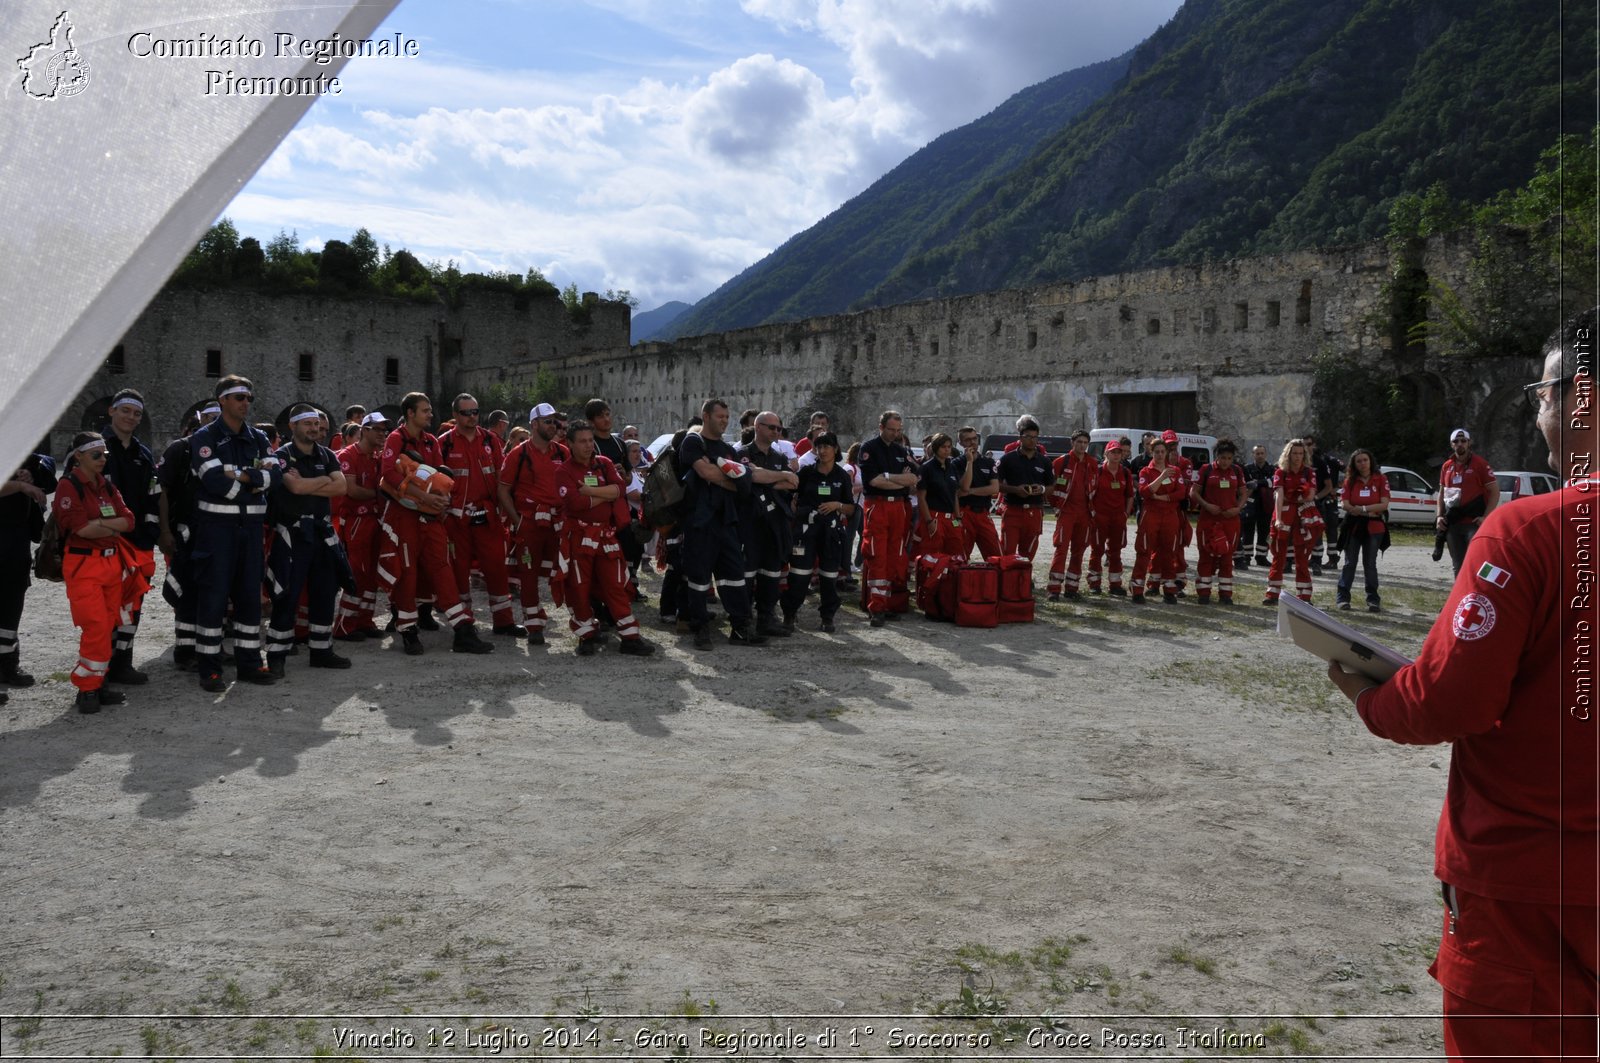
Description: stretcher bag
916,553,964,621
987,553,1034,623
954,563,999,628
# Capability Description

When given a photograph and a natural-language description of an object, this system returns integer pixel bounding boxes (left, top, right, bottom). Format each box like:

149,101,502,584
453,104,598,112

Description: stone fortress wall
60,234,1540,471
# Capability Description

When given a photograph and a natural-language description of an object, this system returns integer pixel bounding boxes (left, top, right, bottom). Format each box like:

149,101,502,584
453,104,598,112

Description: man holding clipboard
1324,308,1598,1061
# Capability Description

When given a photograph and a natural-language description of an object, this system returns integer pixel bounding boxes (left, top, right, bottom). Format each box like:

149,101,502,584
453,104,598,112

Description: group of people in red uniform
854,412,1348,620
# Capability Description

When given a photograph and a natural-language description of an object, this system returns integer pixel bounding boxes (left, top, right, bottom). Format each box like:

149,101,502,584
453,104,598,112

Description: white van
1089,428,1217,468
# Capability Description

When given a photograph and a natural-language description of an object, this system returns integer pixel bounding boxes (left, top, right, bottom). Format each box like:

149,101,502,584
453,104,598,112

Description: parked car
1379,465,1436,525
1496,470,1560,501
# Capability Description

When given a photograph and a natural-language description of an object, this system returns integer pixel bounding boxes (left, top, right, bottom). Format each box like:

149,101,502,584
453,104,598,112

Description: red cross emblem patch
1451,592,1496,642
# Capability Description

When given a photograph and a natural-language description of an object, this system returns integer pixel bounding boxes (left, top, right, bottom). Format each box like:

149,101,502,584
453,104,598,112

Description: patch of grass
421,969,442,983
371,914,405,932
1167,946,1219,977
676,991,718,1019
295,1019,322,1044
217,979,249,1012
139,1025,184,1063
1151,658,1341,715
12,989,45,1038
433,942,456,960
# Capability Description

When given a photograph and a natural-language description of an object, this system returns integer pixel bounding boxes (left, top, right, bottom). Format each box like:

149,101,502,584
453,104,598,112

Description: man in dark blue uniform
739,410,799,639
678,398,762,650
157,402,219,670
266,404,351,676
0,445,56,693
189,375,278,692
100,388,160,684
858,410,919,626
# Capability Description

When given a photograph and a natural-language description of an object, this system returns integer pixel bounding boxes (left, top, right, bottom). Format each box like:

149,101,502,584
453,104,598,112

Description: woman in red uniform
1264,438,1318,604
1087,439,1132,595
1130,439,1182,604
1335,448,1389,612
54,432,136,714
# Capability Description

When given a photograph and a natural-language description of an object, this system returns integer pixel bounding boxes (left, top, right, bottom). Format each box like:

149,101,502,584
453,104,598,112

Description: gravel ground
0,534,1462,1060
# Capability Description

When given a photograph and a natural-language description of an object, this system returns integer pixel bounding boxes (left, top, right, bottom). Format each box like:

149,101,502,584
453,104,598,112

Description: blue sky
226,0,1184,313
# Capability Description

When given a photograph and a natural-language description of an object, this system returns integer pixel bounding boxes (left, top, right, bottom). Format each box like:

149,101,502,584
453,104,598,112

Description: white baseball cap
1449,428,1471,443
529,402,557,421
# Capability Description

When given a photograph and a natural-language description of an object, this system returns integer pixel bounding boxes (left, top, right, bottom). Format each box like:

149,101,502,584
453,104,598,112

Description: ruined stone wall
59,237,1539,474
558,244,1405,451
56,288,629,457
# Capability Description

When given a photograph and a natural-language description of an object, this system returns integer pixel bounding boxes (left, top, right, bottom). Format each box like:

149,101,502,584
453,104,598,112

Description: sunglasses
456,408,480,417
83,451,107,460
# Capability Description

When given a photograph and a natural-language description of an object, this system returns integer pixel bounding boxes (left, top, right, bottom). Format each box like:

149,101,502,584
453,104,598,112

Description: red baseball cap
1161,429,1179,444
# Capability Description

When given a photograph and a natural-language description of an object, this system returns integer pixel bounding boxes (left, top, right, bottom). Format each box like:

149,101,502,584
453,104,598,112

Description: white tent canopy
0,0,400,474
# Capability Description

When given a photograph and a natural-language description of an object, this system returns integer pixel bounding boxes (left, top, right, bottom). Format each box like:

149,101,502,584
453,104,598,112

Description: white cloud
230,0,1182,311
684,54,827,163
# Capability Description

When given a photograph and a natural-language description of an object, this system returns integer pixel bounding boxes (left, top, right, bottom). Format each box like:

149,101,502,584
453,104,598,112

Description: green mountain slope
663,48,1134,339
866,0,1594,306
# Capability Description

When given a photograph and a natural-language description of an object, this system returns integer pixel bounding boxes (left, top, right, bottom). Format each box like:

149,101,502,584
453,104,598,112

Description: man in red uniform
952,427,1001,561
378,392,493,656
333,412,387,639
1157,429,1196,594
858,410,919,626
1327,306,1598,1062
1046,429,1097,600
438,393,519,636
997,416,1052,561
559,420,655,657
498,402,567,644
1087,439,1132,595
1190,439,1247,605
1435,428,1500,576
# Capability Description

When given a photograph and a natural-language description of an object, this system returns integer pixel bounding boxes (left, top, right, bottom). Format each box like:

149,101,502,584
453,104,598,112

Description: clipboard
1276,594,1412,683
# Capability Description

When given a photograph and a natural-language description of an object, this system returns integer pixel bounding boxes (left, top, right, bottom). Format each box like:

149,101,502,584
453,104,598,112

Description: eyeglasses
456,408,479,417
1524,374,1574,411
757,421,782,430
83,451,107,461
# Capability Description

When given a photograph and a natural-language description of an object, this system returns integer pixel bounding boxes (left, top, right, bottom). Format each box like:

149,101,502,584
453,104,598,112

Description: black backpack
641,447,686,528
33,476,86,583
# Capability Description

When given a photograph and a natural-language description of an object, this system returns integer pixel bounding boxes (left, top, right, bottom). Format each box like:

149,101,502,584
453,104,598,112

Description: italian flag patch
1476,562,1512,588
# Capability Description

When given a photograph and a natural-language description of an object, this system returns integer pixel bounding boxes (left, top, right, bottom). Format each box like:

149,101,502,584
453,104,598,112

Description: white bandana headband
110,397,143,412
219,385,252,399
290,410,322,424
77,439,107,454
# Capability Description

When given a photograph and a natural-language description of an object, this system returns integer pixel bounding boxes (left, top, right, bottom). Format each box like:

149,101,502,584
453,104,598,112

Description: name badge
100,503,117,518
583,474,599,488
1055,476,1068,485
817,485,832,496
1219,479,1231,488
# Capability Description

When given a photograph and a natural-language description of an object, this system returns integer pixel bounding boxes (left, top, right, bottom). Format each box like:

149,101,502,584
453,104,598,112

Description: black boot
729,620,768,646
75,689,101,714
173,645,197,672
106,649,149,686
417,604,440,631
0,652,33,687
451,624,493,654
309,648,353,669
401,629,424,656
756,614,791,638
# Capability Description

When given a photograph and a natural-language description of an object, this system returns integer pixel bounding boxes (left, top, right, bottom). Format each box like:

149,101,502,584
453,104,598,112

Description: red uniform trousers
862,497,911,615
1087,512,1127,591
113,546,156,654
1172,512,1193,589
564,522,642,643
334,512,382,635
378,505,470,631
1130,508,1180,599
1266,513,1314,602
959,508,1001,561
1001,505,1044,560
1193,516,1239,602
1047,503,1092,594
446,511,515,628
919,512,964,559
512,506,565,636
65,546,123,692
1433,886,1597,1062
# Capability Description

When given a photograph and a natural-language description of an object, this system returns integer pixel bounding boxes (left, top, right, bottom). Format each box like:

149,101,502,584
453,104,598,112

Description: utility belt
197,499,268,518
518,503,563,525
68,545,118,557
927,509,963,528
447,501,496,525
